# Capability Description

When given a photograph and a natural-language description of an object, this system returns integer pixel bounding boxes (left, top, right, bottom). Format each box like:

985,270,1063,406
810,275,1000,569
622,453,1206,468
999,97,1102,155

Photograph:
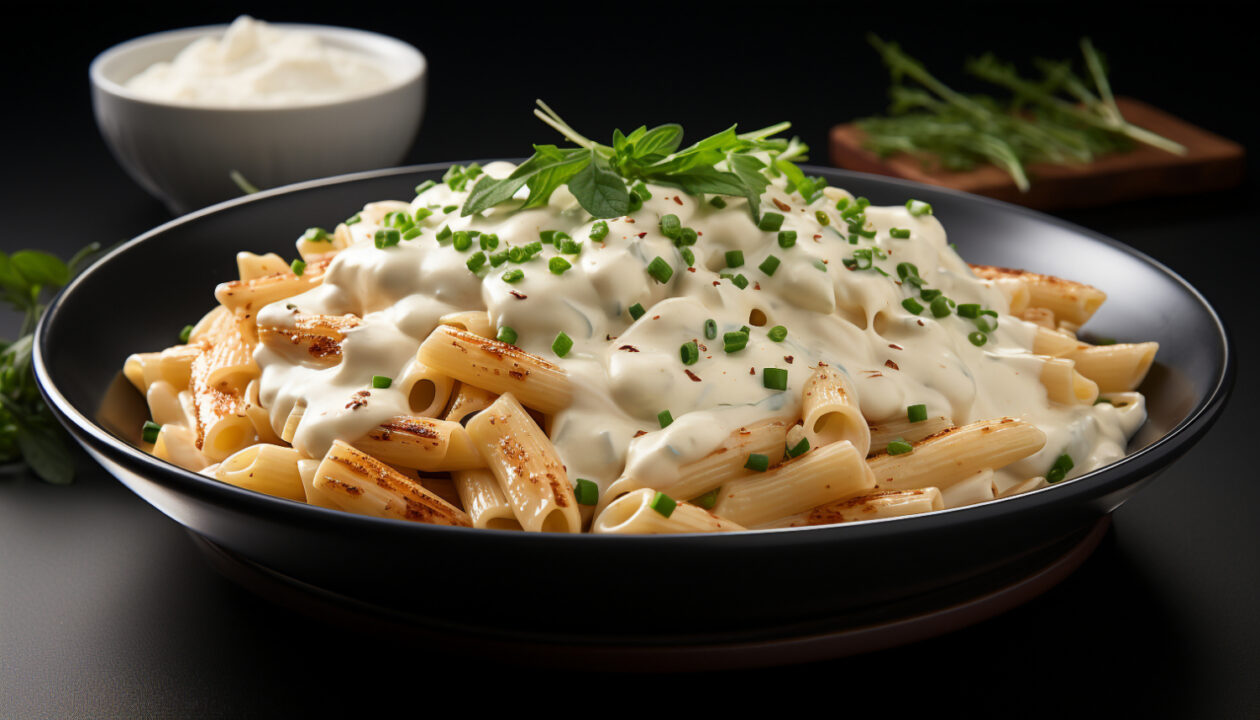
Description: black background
2,1,1257,717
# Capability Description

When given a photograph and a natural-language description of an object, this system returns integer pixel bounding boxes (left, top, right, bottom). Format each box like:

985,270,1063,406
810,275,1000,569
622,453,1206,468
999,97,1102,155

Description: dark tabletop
3,2,1256,717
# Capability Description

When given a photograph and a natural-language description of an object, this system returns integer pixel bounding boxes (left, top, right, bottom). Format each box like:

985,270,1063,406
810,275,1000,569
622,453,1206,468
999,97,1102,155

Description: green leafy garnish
1,244,104,483
461,100,808,222
857,36,1185,191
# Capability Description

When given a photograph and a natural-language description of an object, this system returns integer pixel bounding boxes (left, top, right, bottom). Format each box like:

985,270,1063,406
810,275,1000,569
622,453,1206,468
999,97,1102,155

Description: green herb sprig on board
857,35,1185,191
461,100,809,223
1,244,103,484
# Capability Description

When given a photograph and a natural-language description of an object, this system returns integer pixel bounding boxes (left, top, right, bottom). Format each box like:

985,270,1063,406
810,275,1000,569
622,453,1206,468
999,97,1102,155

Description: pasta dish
122,116,1156,534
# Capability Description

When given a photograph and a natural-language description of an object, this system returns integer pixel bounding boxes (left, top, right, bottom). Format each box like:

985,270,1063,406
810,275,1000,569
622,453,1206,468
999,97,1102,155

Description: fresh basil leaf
633,124,684,163
16,422,74,485
10,251,69,289
462,175,530,216
655,166,748,196
521,154,590,209
568,150,630,218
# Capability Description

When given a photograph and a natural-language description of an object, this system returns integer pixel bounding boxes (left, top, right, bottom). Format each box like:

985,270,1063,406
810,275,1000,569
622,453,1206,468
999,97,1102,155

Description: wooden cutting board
829,97,1245,210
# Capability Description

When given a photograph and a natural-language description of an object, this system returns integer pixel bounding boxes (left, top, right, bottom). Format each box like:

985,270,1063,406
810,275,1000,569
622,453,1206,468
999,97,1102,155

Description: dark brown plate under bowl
33,164,1233,667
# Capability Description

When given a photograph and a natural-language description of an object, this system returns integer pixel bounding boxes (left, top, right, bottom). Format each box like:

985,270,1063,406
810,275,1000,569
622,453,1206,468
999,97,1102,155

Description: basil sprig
462,100,808,222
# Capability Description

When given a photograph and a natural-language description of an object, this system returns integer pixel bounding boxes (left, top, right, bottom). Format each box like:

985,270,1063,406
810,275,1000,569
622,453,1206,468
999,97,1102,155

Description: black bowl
34,164,1233,664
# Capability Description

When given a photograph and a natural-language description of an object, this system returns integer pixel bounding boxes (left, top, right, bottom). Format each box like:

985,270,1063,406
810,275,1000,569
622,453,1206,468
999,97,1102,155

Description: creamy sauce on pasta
255,162,1146,496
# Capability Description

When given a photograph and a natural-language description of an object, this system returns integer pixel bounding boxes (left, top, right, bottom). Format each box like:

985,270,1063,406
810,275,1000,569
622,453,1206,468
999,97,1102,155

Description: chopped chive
777,230,797,248
479,233,499,250
763,368,788,391
1046,453,1075,484
974,315,999,333
678,227,698,246
631,182,652,201
414,179,436,195
345,212,362,225
727,273,749,289
709,196,727,209
815,210,830,226
906,199,933,216
887,438,914,455
413,207,434,222
501,268,525,283
540,230,567,244
574,478,599,506
523,240,544,257
371,375,392,389
141,420,161,444
896,262,920,281
374,228,400,249
812,260,828,272
968,331,988,347
919,288,942,302
549,257,572,275
402,227,423,241
302,227,330,243
649,491,677,518
725,250,745,268
452,231,472,251
759,255,781,276
657,410,673,428
290,259,306,276
466,251,487,272
744,453,770,472
740,325,751,335
907,404,928,423
856,197,871,209
647,256,673,283
767,325,787,342
758,212,785,231
442,205,458,214
628,193,644,212
552,331,573,357
930,296,953,318
704,319,717,339
835,197,851,211
786,437,810,458
590,221,609,241
178,324,194,344
680,247,695,267
890,227,911,239
680,341,699,365
496,326,517,345
660,214,682,240
559,239,583,255
629,303,646,320
957,303,981,319
489,250,510,267
901,297,924,315
723,331,748,353
435,225,452,242
692,488,719,509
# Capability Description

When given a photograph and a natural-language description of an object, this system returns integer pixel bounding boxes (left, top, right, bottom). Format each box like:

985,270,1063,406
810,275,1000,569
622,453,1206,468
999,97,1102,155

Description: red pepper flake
754,282,762,290
684,369,702,382
916,319,926,326
687,267,696,272
885,359,900,371
785,355,794,364
652,315,660,319
864,371,884,378
634,430,648,438
637,232,647,238
619,344,640,352
773,198,791,212
749,367,755,375
889,343,904,350
509,290,527,299
625,218,636,223
713,281,721,286
814,234,822,241
673,196,683,205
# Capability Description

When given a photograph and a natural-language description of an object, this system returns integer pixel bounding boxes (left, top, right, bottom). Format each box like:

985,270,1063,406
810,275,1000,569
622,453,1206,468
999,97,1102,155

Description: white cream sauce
255,161,1146,495
125,16,396,107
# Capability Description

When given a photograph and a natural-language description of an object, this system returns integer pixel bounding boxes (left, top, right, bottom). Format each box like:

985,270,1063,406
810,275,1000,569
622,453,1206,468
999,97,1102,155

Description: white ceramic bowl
90,23,426,214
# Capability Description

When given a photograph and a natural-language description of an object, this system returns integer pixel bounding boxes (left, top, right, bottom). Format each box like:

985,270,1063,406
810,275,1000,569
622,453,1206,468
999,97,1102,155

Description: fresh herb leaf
568,150,631,218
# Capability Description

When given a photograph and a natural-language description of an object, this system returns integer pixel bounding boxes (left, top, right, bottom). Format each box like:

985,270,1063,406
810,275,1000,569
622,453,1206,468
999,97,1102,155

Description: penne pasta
970,264,1107,326
215,443,306,502
1066,342,1159,392
417,325,572,414
712,440,876,528
801,364,871,457
868,418,1046,492
311,440,472,526
766,487,945,527
592,488,745,534
351,416,484,471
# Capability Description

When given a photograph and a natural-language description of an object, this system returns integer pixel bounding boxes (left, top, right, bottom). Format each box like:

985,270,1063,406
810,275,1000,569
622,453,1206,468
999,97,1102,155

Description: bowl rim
33,162,1236,545
88,20,427,112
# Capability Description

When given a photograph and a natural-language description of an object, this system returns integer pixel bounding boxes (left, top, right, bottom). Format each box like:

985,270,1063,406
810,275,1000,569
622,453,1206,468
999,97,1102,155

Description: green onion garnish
302,227,330,243
727,273,749,289
723,331,748,353
920,288,942,302
289,259,306,277
907,404,928,423
968,331,988,347
815,210,830,225
452,231,472,251
767,325,787,342
930,297,953,318
692,488,719,509
647,257,673,283
660,214,682,240
812,260,828,272
442,205,458,214
678,227,698,246
178,325,194,344
496,326,518,345
141,420,161,444
552,332,573,357
657,410,673,428
632,182,652,201
374,229,400,249
466,252,487,272
345,212,362,225
590,221,609,241
744,453,770,472
763,368,788,391
414,207,434,222
777,230,797,248
680,247,695,267
901,298,924,315
371,375,392,389
709,197,727,209
758,212,785,231
1046,453,1075,483
414,179,436,195
489,250,509,267
759,255,781,276
479,233,499,250
649,491,677,518
629,303,646,320
680,341,699,365
725,250,745,268
403,227,423,241
887,438,914,455
549,257,571,275
435,225,452,242
958,303,981,318
559,239,582,255
906,199,933,216
890,227,911,239
574,478,599,506
704,319,717,339
786,437,810,458
501,269,524,283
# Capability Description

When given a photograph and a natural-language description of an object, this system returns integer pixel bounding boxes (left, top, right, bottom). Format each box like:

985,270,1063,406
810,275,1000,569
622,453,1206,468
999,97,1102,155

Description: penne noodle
451,468,523,531
766,487,945,527
712,440,875,528
439,310,494,338
213,256,332,315
592,488,745,534
1032,325,1085,358
257,310,362,367
215,443,306,502
1040,356,1100,405
801,364,870,457
417,325,572,414
396,359,455,418
236,251,291,281
1020,306,1057,330
152,424,212,472
442,382,499,426
311,440,472,526
868,414,953,455
939,469,997,508
868,418,1046,492
970,264,1107,326
1066,342,1159,392
352,416,484,471
465,392,580,533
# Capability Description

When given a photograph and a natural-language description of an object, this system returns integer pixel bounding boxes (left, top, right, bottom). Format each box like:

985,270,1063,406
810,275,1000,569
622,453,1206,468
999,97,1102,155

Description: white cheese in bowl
124,15,397,108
